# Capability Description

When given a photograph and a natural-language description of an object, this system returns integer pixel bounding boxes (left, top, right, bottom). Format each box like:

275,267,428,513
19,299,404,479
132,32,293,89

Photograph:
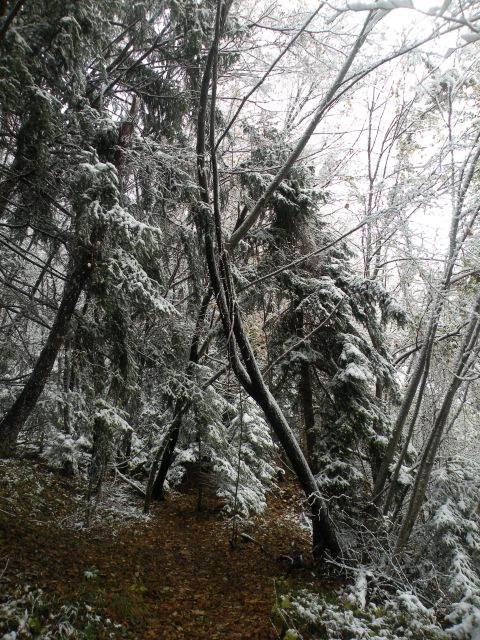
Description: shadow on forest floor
0,459,326,639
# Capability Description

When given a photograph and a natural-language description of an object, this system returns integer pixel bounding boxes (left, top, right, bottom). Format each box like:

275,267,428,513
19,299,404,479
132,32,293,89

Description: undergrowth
274,578,449,640
0,585,129,639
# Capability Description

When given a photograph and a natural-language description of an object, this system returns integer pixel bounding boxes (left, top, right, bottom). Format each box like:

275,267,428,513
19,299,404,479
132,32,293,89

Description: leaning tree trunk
193,0,340,559
372,136,480,510
0,252,91,456
212,250,340,557
148,289,213,502
395,290,480,552
149,402,185,502
243,353,340,557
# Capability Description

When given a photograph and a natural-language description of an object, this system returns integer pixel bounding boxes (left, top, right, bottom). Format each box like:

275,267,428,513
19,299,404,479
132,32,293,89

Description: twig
114,467,146,497
0,557,9,580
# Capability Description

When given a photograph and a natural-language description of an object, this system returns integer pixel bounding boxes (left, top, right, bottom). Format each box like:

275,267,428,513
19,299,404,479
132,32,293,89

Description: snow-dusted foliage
214,396,279,515
267,250,399,500
163,372,278,515
104,247,177,316
408,456,480,637
236,126,402,507
0,585,123,639
278,586,447,640
93,401,131,438
42,433,91,475
2,2,480,636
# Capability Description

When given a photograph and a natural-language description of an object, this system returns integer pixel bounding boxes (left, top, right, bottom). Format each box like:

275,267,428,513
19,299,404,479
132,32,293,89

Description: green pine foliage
409,456,480,638
235,126,402,505
1,3,480,636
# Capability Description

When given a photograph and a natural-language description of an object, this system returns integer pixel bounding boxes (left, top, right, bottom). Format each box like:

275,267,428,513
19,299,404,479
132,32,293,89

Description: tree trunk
88,412,112,495
383,347,432,514
144,413,182,512
395,291,480,551
372,137,480,510
370,324,435,509
202,226,340,556
227,12,381,250
0,254,90,456
148,289,213,503
247,368,340,557
193,0,340,559
0,0,27,45
295,305,318,473
150,403,184,501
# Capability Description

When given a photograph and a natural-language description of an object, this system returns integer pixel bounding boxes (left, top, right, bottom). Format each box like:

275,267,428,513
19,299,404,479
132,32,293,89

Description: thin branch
214,3,325,151
0,0,27,44
227,9,380,250
263,298,344,376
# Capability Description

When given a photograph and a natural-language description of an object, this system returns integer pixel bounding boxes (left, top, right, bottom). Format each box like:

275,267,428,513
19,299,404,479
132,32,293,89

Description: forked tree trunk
150,403,184,501
192,0,342,560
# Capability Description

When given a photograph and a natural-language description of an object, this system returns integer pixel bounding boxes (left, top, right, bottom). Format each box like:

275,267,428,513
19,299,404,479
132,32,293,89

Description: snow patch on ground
280,509,312,534
65,477,150,531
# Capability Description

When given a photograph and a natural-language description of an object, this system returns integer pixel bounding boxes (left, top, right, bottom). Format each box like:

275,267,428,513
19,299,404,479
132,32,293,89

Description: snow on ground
64,476,150,532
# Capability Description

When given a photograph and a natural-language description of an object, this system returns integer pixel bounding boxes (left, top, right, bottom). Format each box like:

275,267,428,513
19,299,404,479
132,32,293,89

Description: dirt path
0,461,311,639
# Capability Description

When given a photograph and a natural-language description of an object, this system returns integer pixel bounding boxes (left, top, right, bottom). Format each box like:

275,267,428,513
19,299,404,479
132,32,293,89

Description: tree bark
150,402,184,501
0,0,27,45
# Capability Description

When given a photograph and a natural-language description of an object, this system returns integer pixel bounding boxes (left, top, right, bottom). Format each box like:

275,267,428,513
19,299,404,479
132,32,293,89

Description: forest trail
0,460,316,639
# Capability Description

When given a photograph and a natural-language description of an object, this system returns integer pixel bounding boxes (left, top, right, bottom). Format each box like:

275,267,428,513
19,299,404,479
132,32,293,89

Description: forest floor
0,459,329,639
